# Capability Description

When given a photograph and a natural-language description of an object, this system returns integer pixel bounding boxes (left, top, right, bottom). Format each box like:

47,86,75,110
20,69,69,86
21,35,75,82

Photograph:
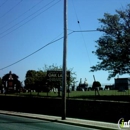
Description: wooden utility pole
62,0,67,120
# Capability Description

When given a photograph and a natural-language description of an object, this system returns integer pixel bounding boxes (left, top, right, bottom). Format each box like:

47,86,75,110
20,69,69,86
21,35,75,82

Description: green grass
1,90,130,100
0,90,130,101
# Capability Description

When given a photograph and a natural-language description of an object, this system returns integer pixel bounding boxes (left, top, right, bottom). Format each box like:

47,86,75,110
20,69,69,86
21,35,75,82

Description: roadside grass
1,90,129,99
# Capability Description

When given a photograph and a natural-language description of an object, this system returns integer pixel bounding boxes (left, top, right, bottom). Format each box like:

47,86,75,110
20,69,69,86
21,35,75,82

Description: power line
0,29,100,70
72,0,96,80
0,0,8,8
73,30,98,32
0,31,74,70
0,0,44,30
0,0,23,19
72,0,92,66
0,0,54,35
0,0,61,39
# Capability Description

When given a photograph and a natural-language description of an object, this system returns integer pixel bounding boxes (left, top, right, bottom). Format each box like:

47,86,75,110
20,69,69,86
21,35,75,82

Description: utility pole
62,0,67,120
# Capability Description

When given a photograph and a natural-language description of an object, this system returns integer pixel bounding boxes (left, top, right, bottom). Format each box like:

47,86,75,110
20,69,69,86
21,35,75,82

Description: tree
24,64,77,94
92,81,101,96
24,70,47,92
90,4,130,80
43,64,77,86
42,64,77,96
35,70,47,92
0,77,1,84
0,77,2,90
24,70,37,90
43,64,63,91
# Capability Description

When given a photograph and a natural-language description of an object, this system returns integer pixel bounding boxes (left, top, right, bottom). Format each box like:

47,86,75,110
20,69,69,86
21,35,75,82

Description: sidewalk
0,110,118,130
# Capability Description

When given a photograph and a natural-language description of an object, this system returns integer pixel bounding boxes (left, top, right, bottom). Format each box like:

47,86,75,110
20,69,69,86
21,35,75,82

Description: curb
0,110,118,130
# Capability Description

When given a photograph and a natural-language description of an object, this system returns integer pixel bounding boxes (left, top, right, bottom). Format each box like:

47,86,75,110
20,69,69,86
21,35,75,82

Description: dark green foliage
24,64,77,92
92,81,101,90
43,64,77,86
0,77,2,88
90,4,130,80
24,70,47,91
24,70,36,90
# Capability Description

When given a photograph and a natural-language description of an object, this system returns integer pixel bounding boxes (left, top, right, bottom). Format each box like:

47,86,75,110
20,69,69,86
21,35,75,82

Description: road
0,114,96,130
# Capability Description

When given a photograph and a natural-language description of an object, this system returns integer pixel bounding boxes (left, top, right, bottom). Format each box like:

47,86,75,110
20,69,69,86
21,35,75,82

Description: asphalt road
0,114,97,130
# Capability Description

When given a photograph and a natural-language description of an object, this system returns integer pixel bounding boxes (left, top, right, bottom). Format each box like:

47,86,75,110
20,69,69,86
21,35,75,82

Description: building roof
115,78,130,80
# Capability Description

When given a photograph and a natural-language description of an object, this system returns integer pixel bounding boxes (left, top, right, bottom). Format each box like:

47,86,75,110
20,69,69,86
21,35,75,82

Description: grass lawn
2,89,129,98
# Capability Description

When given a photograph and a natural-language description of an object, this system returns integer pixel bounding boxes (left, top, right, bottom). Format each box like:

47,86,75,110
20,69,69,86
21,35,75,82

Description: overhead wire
0,0,23,19
72,0,95,80
0,0,100,72
0,0,44,30
0,31,74,70
0,0,53,35
72,0,92,66
73,30,98,32
0,0,61,39
0,29,99,70
0,0,8,8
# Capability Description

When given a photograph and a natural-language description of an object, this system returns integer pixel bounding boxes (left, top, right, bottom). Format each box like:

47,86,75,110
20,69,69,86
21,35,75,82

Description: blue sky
0,0,130,86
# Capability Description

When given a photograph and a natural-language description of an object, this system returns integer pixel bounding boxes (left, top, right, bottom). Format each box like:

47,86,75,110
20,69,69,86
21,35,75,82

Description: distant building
114,78,130,90
2,71,20,93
